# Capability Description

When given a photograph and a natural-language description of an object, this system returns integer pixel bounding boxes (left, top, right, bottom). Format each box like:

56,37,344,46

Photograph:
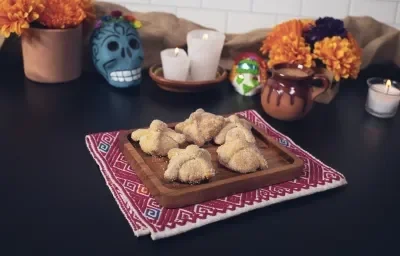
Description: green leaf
237,68,259,75
242,84,254,94
236,75,244,84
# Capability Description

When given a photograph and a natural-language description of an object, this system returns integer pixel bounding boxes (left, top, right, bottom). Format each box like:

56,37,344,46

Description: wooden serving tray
119,116,304,208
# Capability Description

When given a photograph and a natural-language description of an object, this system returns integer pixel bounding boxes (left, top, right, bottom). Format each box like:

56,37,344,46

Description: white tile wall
113,0,400,33
203,0,252,11
177,8,227,32
253,0,301,15
350,0,397,23
301,0,350,18
124,3,177,14
151,0,201,8
227,12,275,33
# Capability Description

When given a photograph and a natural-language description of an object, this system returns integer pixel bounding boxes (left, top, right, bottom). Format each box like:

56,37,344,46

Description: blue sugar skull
91,14,144,88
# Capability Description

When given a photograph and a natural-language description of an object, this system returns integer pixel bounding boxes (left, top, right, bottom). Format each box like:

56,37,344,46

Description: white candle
187,29,225,81
160,48,190,81
366,79,400,118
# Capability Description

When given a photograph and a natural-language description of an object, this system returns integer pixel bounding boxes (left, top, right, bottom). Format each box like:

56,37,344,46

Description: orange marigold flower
38,0,86,29
300,19,315,26
260,19,314,55
260,19,303,55
0,0,45,37
80,0,95,21
313,36,362,81
267,32,314,69
300,19,315,32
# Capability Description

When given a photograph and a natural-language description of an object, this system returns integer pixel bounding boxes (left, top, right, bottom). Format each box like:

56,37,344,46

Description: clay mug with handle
261,63,330,121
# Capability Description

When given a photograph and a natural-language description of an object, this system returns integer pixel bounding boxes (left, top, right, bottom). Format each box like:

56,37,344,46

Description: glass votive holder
365,77,400,118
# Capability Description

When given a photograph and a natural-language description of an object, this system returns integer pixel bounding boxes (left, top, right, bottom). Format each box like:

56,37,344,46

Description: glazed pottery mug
261,63,330,121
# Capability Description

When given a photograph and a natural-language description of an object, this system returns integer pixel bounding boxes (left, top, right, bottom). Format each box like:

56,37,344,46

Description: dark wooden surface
1,57,400,255
119,118,303,208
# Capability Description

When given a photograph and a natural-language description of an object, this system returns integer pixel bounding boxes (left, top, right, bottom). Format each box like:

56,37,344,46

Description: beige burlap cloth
1,1,399,72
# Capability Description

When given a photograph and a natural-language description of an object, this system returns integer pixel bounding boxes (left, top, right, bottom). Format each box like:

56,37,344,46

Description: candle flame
174,47,179,56
386,79,392,88
202,34,209,40
385,79,392,94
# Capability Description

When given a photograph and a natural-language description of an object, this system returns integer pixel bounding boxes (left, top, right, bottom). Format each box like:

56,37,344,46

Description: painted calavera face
91,16,144,88
230,52,267,96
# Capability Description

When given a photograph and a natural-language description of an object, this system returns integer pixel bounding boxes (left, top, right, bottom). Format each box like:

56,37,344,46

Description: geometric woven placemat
85,110,347,240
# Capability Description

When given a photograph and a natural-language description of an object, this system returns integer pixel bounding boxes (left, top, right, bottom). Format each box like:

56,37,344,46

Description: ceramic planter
21,25,83,83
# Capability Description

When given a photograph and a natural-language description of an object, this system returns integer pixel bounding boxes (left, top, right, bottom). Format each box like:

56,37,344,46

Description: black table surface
1,60,399,256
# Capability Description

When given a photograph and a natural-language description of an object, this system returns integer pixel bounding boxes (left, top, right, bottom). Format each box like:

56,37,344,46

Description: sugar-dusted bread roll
164,145,215,184
175,109,225,147
217,136,268,174
131,120,186,156
214,114,255,145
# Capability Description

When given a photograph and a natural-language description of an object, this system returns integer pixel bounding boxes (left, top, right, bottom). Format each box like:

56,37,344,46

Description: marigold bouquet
260,17,362,82
0,0,95,37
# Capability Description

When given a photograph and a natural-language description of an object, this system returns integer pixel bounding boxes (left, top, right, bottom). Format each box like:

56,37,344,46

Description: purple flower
95,20,102,29
304,17,348,46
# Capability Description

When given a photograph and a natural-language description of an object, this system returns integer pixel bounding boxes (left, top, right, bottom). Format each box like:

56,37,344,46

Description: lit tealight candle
365,78,400,118
160,47,190,81
187,29,225,81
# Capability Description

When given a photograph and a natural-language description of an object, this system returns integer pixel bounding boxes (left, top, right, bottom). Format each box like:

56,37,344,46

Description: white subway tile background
116,0,400,33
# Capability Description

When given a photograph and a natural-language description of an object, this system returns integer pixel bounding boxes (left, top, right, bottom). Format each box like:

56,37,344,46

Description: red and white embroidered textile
85,110,347,240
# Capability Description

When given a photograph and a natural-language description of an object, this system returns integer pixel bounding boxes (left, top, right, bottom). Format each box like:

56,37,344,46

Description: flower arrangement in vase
0,0,95,83
260,17,362,103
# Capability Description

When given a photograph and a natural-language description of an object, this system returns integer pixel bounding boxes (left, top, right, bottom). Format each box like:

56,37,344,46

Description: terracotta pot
21,25,83,83
261,63,330,121
149,64,227,93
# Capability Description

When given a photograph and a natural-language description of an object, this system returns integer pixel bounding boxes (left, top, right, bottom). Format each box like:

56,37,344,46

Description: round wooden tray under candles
149,64,227,93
